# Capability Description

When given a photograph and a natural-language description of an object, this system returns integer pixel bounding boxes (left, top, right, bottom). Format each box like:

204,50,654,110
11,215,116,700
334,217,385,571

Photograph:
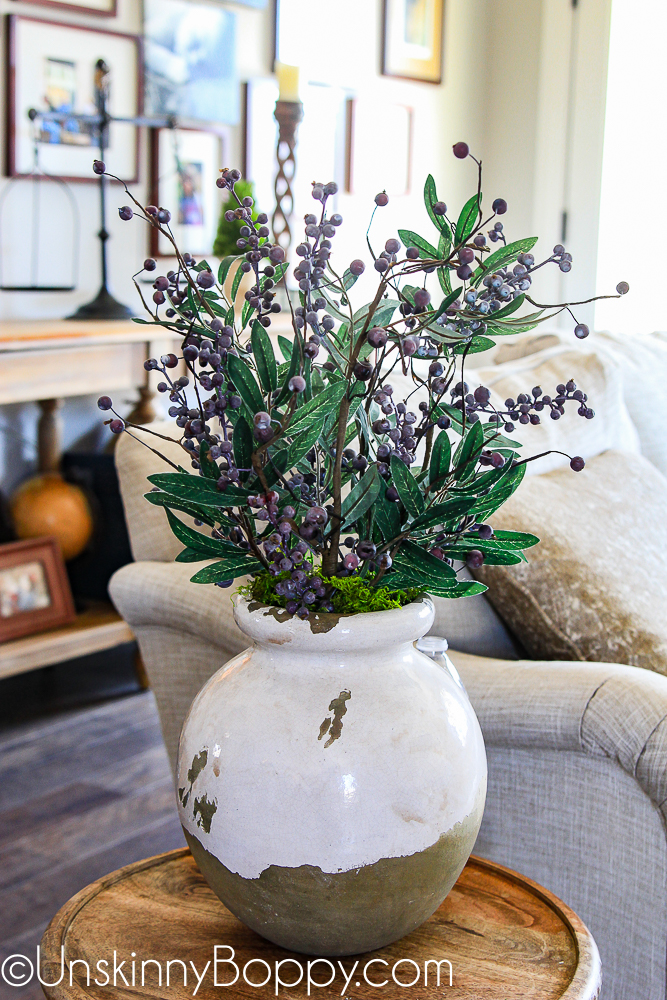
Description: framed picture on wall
6,16,141,182
10,0,117,14
382,0,444,84
144,0,239,125
149,127,227,257
0,537,76,643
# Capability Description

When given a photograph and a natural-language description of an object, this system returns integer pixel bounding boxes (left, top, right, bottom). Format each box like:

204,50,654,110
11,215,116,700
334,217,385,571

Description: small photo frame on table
6,15,141,182
10,0,117,14
382,0,444,84
0,538,76,644
149,127,227,257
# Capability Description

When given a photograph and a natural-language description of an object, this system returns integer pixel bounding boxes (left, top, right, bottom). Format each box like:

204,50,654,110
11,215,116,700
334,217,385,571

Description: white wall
479,0,612,331
595,0,667,334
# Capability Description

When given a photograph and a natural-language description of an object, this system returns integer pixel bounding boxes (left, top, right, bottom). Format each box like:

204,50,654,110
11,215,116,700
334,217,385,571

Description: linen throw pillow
473,450,667,674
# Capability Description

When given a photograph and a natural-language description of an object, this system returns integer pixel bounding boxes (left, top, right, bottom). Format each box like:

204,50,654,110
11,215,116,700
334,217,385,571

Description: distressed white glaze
177,595,487,880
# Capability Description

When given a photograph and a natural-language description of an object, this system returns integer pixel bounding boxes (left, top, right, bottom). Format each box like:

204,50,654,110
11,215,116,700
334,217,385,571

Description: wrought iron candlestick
272,100,304,250
67,60,133,320
28,62,173,320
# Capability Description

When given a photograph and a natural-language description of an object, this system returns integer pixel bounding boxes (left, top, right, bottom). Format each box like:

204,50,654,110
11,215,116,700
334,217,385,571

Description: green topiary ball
213,180,261,258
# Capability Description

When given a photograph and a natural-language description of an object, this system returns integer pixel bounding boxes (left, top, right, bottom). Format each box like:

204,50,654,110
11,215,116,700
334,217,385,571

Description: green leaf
165,509,240,558
435,580,488,598
218,255,239,287
263,448,290,488
453,336,495,355
230,263,246,302
198,440,219,479
472,237,538,285
285,418,324,470
452,529,539,551
240,298,253,330
436,231,453,296
390,454,425,519
340,466,381,528
454,421,484,479
274,334,302,407
433,286,462,322
144,491,216,527
471,463,526,518
411,497,476,530
278,335,293,361
429,430,451,487
445,546,526,565
227,353,265,415
288,380,346,433
147,472,248,507
455,193,481,247
393,540,457,585
423,174,449,234
397,229,438,260
341,268,360,291
175,547,208,563
232,416,253,483
374,492,401,543
490,294,525,321
190,554,262,584
251,321,278,393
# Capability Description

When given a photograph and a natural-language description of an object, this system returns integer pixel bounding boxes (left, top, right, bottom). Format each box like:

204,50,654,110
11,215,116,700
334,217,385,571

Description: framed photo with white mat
7,15,141,182
149,127,227,258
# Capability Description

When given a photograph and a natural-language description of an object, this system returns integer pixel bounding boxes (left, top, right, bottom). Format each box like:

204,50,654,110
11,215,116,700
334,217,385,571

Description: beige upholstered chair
110,424,667,1000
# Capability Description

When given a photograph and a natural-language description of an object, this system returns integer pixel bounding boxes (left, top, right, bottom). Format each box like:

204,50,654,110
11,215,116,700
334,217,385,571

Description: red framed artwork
0,537,76,643
6,14,142,183
148,126,227,258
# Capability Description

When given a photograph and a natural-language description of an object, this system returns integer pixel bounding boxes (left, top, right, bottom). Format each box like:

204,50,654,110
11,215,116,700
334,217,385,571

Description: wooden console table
39,848,601,998
0,319,181,471
0,319,169,676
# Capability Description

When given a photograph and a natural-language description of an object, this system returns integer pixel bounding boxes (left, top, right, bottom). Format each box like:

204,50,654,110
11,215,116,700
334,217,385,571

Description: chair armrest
451,650,667,821
109,560,249,654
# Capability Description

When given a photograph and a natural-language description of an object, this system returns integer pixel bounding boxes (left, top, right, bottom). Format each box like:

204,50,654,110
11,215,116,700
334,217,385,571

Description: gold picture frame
382,0,444,85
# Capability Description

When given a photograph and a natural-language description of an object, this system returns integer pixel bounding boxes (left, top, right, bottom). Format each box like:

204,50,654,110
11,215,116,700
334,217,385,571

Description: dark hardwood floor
0,686,184,999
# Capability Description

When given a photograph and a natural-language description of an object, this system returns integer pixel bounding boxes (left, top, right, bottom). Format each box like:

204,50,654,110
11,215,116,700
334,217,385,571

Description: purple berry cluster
449,378,594,434
94,143,629,618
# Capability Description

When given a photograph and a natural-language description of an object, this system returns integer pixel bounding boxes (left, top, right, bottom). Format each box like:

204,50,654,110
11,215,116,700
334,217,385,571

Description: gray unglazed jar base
177,595,487,956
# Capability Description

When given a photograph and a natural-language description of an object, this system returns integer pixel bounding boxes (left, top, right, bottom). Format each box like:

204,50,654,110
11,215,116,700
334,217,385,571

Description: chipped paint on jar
177,594,487,956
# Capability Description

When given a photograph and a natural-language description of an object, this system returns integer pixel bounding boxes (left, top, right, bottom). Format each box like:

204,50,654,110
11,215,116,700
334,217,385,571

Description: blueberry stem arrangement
96,144,628,619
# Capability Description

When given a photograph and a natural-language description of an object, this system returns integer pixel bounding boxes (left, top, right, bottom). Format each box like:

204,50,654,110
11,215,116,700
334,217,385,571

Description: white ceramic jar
177,594,487,955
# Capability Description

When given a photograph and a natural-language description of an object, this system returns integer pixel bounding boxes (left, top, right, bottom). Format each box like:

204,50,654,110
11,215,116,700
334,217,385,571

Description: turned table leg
37,398,63,474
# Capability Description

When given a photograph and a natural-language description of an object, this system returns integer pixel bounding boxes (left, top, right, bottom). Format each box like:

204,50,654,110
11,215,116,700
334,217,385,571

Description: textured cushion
473,449,667,674
115,422,189,563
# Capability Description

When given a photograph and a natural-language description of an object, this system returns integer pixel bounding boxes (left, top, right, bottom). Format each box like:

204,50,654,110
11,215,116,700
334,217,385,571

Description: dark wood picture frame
10,0,117,16
0,537,76,643
6,14,143,183
382,0,444,85
148,125,226,258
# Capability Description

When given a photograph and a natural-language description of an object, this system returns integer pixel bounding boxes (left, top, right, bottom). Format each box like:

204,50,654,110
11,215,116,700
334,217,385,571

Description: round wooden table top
40,848,600,1000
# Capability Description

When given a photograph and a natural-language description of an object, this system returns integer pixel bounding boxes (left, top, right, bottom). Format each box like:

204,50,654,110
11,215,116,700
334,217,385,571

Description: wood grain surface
40,848,601,1000
0,603,134,680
